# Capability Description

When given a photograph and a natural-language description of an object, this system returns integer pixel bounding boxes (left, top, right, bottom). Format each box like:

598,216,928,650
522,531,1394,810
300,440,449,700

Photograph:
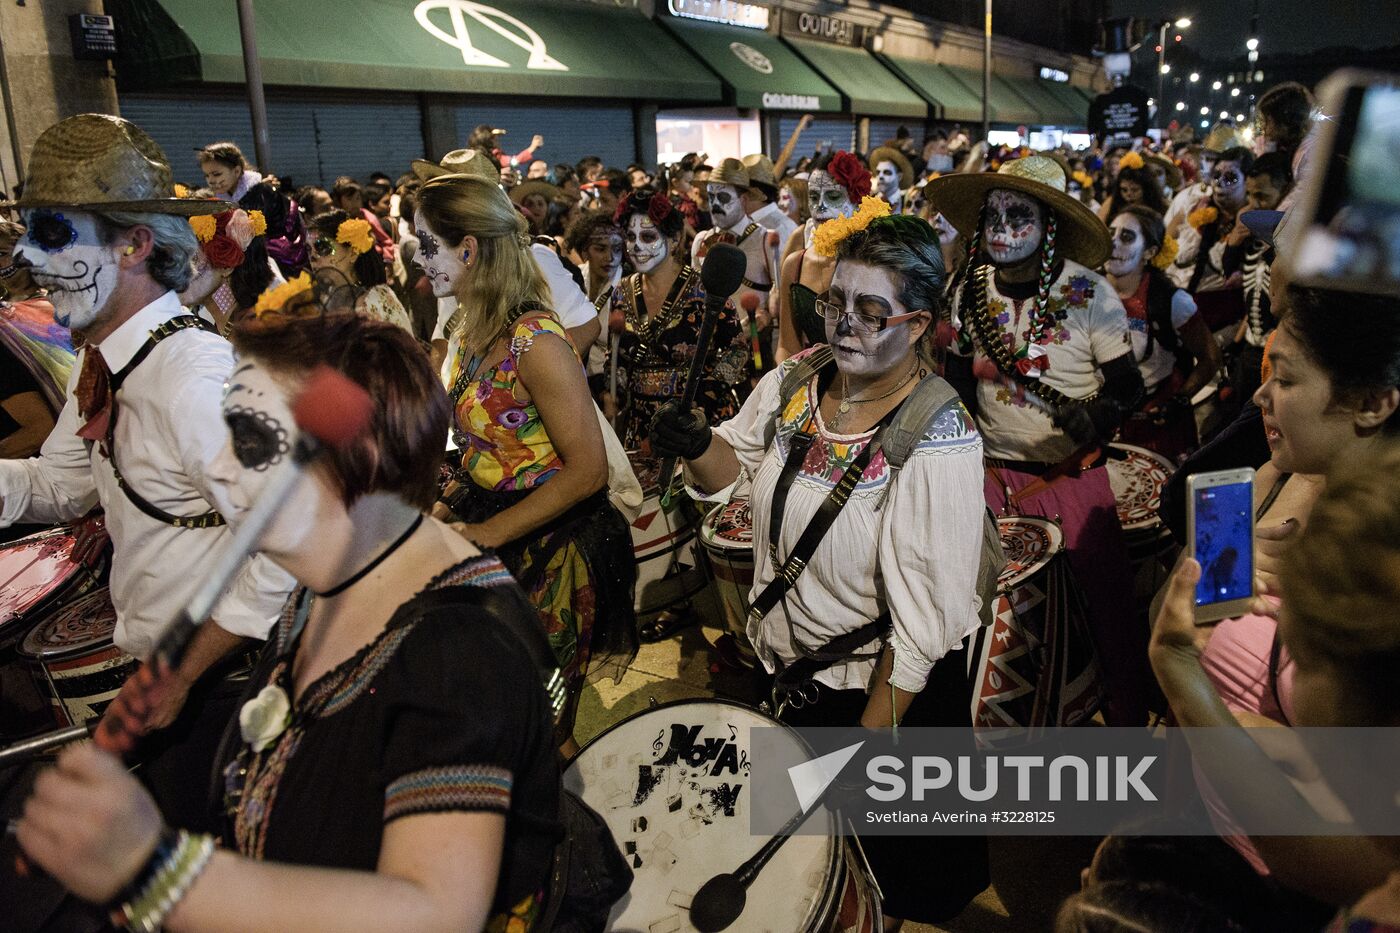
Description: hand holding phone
1187,468,1257,624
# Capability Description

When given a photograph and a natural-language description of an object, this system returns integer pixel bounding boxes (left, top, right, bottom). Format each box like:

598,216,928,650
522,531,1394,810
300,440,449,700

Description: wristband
108,829,216,933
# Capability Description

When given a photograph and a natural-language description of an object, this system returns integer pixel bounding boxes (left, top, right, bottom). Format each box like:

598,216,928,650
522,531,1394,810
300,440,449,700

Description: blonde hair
416,173,551,357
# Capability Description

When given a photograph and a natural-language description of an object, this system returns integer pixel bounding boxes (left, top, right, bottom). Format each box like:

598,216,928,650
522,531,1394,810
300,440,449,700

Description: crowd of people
0,80,1396,932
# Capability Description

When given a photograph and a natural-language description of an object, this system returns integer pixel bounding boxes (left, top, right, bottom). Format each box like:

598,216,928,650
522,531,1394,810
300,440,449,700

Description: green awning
1043,82,1093,126
940,66,1040,125
107,0,721,101
661,18,841,112
876,55,984,122
783,38,926,119
1002,75,1082,126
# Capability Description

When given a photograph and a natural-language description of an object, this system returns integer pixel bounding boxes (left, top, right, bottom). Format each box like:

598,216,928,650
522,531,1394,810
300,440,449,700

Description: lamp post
1156,16,1192,128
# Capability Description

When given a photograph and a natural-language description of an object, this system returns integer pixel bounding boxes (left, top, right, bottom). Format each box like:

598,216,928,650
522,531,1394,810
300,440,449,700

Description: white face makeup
1211,160,1247,213
825,261,921,383
206,361,322,557
777,187,796,220
15,209,121,330
411,208,469,299
178,250,227,306
625,214,669,275
807,170,854,224
875,161,901,199
982,189,1044,267
932,212,959,248
707,183,745,229
1106,213,1150,278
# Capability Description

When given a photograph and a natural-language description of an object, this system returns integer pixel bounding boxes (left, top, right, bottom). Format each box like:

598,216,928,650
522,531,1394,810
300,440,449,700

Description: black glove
649,400,712,460
1053,397,1122,447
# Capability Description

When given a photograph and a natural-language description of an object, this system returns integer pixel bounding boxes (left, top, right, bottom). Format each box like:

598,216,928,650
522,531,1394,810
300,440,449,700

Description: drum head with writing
20,588,117,660
996,517,1064,591
565,699,837,932
1106,444,1173,532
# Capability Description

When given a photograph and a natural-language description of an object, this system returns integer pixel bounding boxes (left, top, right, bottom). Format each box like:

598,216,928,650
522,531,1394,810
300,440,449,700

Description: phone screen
1193,480,1254,608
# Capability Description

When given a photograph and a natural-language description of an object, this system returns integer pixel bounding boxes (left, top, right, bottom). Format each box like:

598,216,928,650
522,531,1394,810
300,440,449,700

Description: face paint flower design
625,214,669,275
982,189,1044,266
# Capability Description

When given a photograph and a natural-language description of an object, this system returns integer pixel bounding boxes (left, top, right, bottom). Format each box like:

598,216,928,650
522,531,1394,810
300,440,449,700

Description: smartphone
1282,69,1400,295
1186,468,1256,624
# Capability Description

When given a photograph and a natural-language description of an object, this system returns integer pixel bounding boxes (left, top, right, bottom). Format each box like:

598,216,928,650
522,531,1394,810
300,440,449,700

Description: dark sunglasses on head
312,236,338,258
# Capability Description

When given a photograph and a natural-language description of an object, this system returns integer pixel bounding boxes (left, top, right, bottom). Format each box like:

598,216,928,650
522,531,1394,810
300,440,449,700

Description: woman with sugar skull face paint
930,156,1152,726
776,151,870,362
649,213,990,927
606,190,748,453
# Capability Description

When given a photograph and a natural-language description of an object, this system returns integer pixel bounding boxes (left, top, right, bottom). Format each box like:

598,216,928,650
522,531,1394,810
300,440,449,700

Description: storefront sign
1038,65,1071,83
762,92,820,110
780,9,862,46
415,0,568,70
668,0,770,30
730,41,774,74
69,13,117,60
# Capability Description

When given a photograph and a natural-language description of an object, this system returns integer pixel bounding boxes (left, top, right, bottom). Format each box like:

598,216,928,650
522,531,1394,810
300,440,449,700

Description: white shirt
704,353,986,692
0,292,294,659
750,201,798,252
432,243,595,341
948,259,1133,462
1128,287,1198,389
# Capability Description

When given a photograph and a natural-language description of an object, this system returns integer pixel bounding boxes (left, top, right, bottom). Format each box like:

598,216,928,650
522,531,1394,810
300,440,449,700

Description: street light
1212,80,1223,90
1157,16,1191,128
1231,87,1241,97
1175,17,1193,27
1220,110,1230,119
1235,113,1246,122
1175,101,1186,111
1246,37,1259,51
1189,72,1200,82
1161,63,1172,74
1200,106,1210,115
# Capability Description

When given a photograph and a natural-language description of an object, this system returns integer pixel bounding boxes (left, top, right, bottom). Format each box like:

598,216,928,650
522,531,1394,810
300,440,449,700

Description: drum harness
754,347,1006,718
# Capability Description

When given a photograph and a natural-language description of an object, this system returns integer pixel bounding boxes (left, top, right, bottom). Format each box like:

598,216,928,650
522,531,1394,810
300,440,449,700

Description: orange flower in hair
252,273,314,318
188,214,217,243
248,210,267,238
336,218,374,257
1118,151,1145,171
1188,206,1219,231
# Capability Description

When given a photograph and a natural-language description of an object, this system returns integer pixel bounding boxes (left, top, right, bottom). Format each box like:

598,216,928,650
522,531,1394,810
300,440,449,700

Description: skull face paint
411,209,468,299
932,212,959,248
15,210,120,331
825,261,921,384
625,215,669,275
807,170,854,224
1211,161,1247,214
874,161,901,200
1106,212,1150,278
707,183,745,230
205,361,320,555
982,189,1045,267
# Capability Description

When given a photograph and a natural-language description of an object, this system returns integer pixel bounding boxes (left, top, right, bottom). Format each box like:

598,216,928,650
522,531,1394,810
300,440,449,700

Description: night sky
1107,0,1395,57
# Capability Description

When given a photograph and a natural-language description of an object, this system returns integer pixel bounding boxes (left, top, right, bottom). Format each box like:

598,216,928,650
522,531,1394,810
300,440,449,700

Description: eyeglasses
815,296,924,334
311,236,338,258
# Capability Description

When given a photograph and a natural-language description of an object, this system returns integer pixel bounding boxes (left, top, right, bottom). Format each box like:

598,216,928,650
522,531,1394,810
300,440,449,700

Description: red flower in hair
827,151,872,203
647,192,674,225
204,234,245,270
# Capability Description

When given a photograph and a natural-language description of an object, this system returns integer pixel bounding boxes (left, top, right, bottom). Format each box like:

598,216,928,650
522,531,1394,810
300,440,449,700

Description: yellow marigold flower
252,272,314,318
173,183,190,199
1188,206,1219,230
1118,151,1145,171
1072,170,1094,189
337,218,375,257
1152,233,1179,270
248,210,267,238
813,196,891,257
188,213,217,243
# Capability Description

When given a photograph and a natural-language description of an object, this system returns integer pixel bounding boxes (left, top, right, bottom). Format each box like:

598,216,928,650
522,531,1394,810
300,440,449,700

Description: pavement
573,592,1097,932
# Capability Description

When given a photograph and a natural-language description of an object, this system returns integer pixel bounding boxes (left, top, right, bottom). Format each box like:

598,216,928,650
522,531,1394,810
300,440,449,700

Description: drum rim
1107,442,1173,531
995,515,1066,590
565,697,842,931
18,587,117,661
0,527,100,634
700,499,754,551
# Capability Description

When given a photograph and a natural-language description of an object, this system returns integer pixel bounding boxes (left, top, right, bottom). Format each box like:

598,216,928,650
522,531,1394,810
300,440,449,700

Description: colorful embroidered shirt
453,310,570,492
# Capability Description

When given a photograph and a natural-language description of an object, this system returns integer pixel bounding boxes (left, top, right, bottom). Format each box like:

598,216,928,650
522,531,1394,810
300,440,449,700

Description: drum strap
104,316,227,529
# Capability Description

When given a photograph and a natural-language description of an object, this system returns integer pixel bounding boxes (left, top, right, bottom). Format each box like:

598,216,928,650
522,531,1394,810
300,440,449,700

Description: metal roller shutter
120,92,425,190
452,101,635,170
777,114,854,158
867,118,923,151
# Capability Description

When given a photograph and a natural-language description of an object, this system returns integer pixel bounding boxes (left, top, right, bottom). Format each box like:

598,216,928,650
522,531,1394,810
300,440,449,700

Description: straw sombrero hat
708,158,750,189
869,147,913,189
7,114,225,216
412,148,500,183
740,153,779,199
1201,124,1245,155
509,180,561,205
1144,152,1183,191
923,155,1111,268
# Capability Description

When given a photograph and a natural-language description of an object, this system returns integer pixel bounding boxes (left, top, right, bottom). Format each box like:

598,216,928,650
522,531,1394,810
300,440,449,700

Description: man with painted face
776,150,869,361
1164,124,1243,241
1169,146,1256,335
928,156,1149,726
0,114,294,828
692,158,780,372
869,146,913,214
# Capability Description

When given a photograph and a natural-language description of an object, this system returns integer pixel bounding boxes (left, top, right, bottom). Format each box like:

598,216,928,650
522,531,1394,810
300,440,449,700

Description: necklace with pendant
834,361,919,428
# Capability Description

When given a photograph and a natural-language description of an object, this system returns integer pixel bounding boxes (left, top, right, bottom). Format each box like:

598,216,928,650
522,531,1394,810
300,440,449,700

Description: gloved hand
1053,397,1122,447
649,400,712,460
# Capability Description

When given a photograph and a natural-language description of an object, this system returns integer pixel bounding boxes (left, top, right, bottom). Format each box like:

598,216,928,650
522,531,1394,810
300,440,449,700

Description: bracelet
108,829,216,933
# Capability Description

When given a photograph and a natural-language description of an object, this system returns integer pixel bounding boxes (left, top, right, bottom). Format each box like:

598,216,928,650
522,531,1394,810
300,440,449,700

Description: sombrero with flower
922,155,1111,268
5,114,227,216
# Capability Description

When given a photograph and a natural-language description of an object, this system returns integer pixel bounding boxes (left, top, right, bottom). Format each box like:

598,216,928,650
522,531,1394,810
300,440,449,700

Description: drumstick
657,244,747,508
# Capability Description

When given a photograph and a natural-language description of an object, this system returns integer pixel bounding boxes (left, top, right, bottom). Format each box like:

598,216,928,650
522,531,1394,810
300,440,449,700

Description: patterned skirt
446,482,637,738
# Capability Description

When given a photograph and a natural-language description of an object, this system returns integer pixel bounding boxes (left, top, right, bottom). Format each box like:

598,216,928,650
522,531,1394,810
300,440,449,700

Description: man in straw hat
0,113,294,827
692,157,779,370
411,149,600,373
741,152,798,249
870,146,914,214
926,155,1149,726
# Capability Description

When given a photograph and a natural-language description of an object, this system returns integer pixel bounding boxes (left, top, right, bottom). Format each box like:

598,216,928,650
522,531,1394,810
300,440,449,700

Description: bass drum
968,517,1103,737
19,586,135,728
564,699,880,932
1106,443,1177,607
628,454,707,617
698,496,757,661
